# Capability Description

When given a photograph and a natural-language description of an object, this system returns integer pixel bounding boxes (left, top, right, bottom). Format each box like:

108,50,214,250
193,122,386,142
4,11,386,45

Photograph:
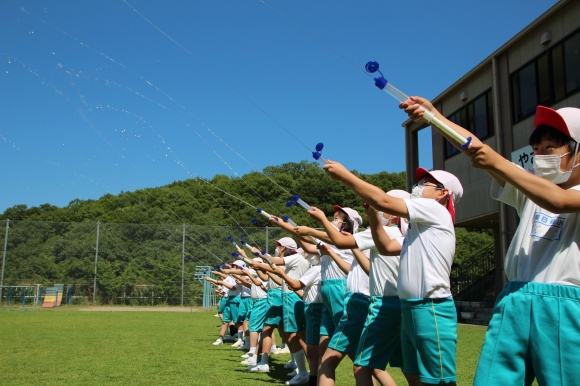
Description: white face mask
534,146,579,184
377,212,391,227
331,220,342,230
307,254,320,266
410,185,425,199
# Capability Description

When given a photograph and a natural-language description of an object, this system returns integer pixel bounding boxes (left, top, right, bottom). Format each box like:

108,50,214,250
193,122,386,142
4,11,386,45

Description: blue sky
0,0,557,212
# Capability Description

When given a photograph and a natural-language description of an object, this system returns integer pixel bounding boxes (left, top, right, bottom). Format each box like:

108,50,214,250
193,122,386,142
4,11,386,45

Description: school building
402,0,580,315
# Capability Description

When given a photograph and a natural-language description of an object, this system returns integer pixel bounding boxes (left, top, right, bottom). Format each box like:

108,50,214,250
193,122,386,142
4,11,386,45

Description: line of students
207,101,580,385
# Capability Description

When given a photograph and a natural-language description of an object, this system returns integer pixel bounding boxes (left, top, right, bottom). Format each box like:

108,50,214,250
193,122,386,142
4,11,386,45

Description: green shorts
218,297,227,313
283,291,305,333
400,297,457,385
354,295,403,369
474,281,580,386
265,288,283,326
328,292,370,355
249,298,268,332
237,297,253,323
320,278,347,337
305,302,323,345
222,296,240,324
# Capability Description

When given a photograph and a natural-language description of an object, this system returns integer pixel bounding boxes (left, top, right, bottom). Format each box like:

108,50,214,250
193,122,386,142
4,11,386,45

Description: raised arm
318,244,351,274
270,265,304,291
306,207,357,249
365,203,402,256
322,162,409,219
351,248,370,276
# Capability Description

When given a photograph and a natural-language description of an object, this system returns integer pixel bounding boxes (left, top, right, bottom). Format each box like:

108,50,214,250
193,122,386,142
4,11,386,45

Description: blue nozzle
231,252,238,257
460,136,473,150
286,201,294,207
292,195,299,202
374,77,387,90
312,151,321,160
251,217,257,224
253,252,260,256
227,236,234,242
241,240,247,245
365,61,379,74
315,142,324,152
261,250,266,255
257,208,263,213
283,215,290,222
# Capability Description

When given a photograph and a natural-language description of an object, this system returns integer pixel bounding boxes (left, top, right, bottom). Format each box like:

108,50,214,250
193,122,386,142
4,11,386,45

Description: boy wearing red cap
323,162,462,386
402,97,580,385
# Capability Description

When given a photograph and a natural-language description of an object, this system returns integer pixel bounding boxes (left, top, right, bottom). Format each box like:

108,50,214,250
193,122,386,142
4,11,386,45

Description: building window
444,90,494,159
511,28,580,123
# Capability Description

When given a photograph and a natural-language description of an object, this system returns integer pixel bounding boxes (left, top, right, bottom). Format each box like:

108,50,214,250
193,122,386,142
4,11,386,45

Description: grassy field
0,306,488,385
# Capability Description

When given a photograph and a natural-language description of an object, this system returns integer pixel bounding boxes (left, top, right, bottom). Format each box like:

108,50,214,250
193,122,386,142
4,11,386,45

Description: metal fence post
181,223,185,307
93,222,100,305
0,219,9,302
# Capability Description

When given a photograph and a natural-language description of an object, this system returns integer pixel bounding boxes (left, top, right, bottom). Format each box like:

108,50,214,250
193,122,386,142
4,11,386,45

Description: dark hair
335,211,354,233
529,125,576,152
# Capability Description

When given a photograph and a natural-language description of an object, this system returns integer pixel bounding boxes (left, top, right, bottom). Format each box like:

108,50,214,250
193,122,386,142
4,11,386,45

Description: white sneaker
232,340,243,347
272,347,291,355
241,357,257,366
240,352,250,358
285,372,310,385
248,363,270,372
212,338,223,346
213,314,219,317
287,368,298,377
284,361,297,369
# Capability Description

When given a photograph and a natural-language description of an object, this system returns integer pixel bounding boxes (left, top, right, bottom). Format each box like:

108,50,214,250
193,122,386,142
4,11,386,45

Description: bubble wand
227,236,243,252
281,215,320,246
232,251,253,266
365,61,472,150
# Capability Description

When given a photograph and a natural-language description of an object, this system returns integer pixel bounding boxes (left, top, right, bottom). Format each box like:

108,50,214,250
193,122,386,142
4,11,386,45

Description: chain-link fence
0,220,286,307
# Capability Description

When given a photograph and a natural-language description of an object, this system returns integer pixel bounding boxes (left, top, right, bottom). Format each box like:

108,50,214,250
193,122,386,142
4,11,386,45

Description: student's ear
439,188,450,202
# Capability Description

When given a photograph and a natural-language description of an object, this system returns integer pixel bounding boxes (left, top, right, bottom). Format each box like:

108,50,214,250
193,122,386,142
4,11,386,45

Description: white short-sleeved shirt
320,245,353,280
354,226,403,297
218,285,228,297
398,198,456,299
225,276,241,297
241,276,252,298
282,253,311,293
346,249,371,295
249,269,267,299
300,265,322,303
492,180,580,286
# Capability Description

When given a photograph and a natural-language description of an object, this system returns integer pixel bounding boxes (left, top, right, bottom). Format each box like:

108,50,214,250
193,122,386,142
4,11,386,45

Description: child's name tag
530,211,565,241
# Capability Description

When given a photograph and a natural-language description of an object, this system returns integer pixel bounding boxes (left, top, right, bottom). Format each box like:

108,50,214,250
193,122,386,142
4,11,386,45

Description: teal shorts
222,296,240,323
237,297,253,323
400,297,457,384
354,295,403,369
474,281,580,386
320,278,347,337
282,291,305,333
218,297,227,313
305,302,323,345
249,298,269,332
328,292,370,355
265,288,283,326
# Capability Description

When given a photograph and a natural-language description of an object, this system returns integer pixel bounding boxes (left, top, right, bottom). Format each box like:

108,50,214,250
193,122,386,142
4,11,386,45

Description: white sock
271,344,277,350
293,349,308,374
237,330,243,340
260,353,270,365
249,347,256,355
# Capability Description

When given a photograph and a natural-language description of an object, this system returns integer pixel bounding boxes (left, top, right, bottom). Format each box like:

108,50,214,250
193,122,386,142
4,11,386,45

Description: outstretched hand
464,143,504,170
322,160,350,182
399,96,437,122
307,206,327,223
